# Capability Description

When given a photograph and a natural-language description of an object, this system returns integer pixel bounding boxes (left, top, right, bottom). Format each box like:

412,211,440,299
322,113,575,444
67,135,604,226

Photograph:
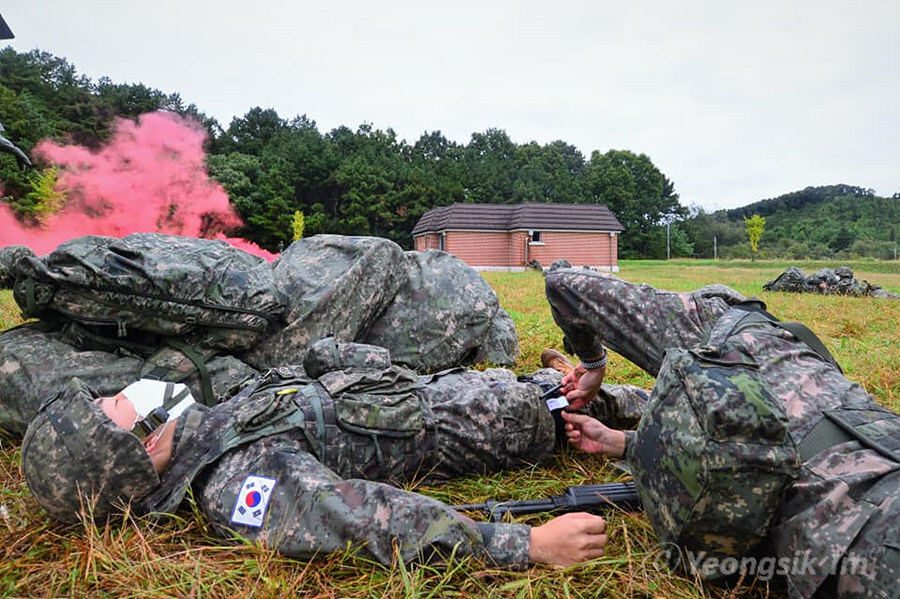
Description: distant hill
681,185,900,260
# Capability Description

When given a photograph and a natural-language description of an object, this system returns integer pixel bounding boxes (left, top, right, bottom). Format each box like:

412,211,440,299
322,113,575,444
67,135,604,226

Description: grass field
1,259,899,598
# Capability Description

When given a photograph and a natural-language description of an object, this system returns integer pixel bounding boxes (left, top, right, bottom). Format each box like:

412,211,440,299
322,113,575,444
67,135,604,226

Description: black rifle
454,481,641,522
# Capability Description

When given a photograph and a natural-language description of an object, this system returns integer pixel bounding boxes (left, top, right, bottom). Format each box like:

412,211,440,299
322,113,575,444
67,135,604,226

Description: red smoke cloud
0,112,276,260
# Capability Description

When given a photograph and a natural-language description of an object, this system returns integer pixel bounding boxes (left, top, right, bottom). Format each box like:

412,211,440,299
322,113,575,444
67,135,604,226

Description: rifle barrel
454,481,640,521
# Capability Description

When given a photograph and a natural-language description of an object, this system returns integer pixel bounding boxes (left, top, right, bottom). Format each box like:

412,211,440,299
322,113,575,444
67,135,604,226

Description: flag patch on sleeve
230,475,277,528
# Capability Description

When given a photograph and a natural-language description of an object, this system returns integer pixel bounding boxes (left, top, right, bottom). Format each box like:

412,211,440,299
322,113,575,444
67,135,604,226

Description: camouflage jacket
144,359,558,568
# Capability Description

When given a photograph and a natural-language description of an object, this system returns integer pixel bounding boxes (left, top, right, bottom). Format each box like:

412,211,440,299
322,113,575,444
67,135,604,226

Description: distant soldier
762,265,814,293
764,265,900,299
546,267,900,598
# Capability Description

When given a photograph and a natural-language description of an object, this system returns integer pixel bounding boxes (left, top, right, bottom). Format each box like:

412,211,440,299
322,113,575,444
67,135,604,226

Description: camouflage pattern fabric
364,249,518,370
303,336,391,379
764,266,900,299
588,383,650,430
20,362,553,566
545,268,743,375
0,322,259,435
176,365,558,566
762,266,818,293
242,235,407,368
545,268,900,598
21,378,160,523
473,306,520,366
11,233,286,350
0,323,142,435
631,345,800,579
0,244,35,288
137,347,259,405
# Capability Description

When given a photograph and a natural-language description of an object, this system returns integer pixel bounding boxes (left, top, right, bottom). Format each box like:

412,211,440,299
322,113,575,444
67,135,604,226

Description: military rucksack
12,233,286,352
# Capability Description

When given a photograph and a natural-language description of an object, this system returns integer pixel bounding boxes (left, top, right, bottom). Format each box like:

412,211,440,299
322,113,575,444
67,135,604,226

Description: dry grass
2,259,899,597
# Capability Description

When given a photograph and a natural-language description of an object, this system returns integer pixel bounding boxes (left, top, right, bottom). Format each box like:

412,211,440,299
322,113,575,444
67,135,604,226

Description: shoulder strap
162,338,217,406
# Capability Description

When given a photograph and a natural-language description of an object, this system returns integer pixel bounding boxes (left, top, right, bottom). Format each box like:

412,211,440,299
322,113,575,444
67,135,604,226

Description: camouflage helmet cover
835,266,854,279
21,378,159,523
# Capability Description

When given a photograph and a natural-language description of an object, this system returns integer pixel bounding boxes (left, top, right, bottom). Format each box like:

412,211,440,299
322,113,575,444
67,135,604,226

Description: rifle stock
454,481,641,522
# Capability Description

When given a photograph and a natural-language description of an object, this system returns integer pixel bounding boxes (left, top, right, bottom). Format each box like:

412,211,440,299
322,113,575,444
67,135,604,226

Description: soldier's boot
540,348,575,376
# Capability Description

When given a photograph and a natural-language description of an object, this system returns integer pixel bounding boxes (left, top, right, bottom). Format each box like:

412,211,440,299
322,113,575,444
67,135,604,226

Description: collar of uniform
169,404,207,467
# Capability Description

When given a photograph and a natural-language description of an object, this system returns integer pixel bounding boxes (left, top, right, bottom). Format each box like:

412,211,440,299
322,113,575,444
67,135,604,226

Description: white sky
4,0,899,211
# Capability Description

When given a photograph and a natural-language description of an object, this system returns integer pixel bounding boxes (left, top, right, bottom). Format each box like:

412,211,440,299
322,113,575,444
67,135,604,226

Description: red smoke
0,112,276,260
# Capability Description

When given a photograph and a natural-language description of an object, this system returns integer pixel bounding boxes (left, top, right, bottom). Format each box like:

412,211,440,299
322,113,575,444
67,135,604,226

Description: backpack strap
798,407,900,465
161,338,217,406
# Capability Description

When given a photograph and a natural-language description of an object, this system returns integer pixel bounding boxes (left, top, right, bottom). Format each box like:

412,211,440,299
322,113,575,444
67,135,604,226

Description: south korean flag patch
230,475,277,528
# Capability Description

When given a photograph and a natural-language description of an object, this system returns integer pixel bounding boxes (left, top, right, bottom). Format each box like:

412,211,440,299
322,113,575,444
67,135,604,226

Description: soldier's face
95,392,139,430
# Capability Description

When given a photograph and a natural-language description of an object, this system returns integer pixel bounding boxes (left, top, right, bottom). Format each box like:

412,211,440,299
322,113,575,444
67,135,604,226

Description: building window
528,231,545,245
439,234,445,251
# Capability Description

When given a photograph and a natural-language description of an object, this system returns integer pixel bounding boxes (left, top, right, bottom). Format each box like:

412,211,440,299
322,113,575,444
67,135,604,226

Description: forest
1,47,898,259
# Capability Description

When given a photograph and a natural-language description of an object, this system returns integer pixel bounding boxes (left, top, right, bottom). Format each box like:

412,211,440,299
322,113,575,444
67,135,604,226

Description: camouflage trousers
545,268,745,375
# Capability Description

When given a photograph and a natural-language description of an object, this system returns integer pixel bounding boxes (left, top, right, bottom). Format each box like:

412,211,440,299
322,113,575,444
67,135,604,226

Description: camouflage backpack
630,305,803,580
12,233,286,352
363,249,519,370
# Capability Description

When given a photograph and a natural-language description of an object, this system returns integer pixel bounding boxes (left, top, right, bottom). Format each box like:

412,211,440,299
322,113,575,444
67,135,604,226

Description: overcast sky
4,0,899,211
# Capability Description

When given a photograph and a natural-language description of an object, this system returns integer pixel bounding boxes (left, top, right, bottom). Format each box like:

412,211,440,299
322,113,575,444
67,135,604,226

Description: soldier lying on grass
21,336,649,569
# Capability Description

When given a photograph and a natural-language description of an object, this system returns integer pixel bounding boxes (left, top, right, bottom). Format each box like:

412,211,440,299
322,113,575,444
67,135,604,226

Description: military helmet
21,378,159,523
835,266,854,279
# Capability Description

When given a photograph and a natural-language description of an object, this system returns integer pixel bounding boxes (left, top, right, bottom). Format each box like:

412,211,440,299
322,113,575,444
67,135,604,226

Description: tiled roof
412,203,624,235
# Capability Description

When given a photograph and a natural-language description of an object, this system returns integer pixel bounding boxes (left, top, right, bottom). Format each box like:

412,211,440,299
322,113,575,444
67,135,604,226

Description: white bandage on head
120,379,196,421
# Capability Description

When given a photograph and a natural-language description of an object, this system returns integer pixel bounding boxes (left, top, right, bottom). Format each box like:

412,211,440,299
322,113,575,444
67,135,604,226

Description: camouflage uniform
0,244,34,288
764,266,900,300
22,334,568,567
545,268,900,599
21,331,652,567
364,249,518,369
175,365,558,567
0,323,143,435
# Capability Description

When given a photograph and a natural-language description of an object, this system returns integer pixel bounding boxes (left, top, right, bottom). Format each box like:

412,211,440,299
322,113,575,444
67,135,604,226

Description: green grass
2,260,900,597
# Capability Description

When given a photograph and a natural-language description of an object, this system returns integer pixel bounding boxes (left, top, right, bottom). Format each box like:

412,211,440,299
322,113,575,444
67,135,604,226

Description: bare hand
561,364,606,411
529,512,608,567
561,411,626,458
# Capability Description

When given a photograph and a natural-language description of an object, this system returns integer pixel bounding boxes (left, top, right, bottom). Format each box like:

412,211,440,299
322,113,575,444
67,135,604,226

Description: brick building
412,203,624,271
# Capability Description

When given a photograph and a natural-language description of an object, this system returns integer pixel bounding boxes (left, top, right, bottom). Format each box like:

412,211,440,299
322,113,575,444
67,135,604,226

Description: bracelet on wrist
580,350,608,370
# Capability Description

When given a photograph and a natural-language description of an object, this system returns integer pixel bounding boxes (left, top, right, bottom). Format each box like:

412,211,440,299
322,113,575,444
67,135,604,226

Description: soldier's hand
562,364,605,410
561,411,626,458
529,512,608,567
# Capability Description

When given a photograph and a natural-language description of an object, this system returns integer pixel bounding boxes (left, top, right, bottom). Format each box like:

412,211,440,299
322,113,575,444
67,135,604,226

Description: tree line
685,185,900,260
1,47,897,259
